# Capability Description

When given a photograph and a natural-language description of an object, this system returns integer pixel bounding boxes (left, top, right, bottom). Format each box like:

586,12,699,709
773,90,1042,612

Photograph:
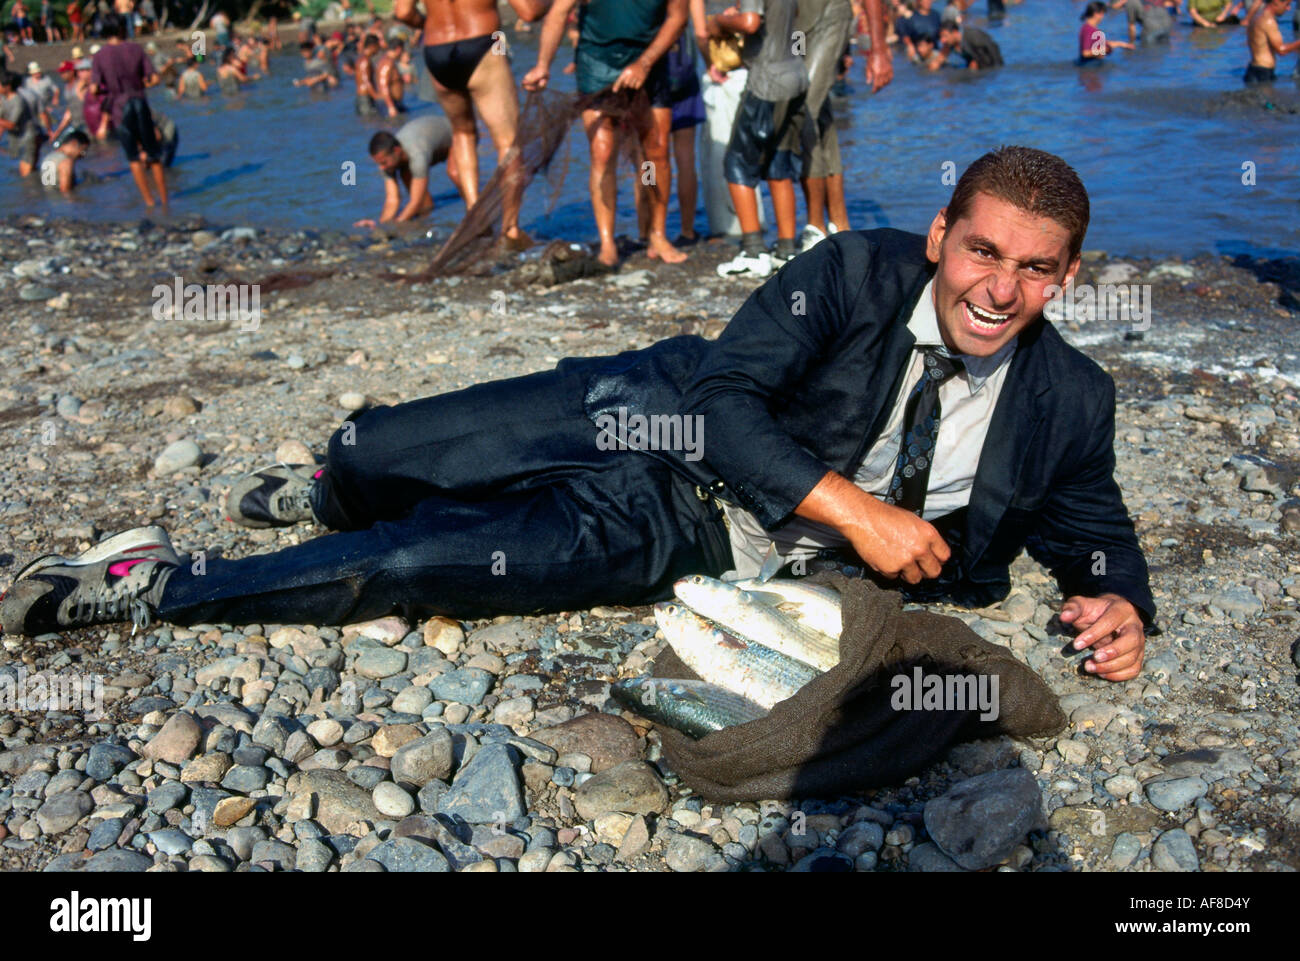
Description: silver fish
654,601,820,709
731,576,843,640
673,574,840,671
612,676,768,739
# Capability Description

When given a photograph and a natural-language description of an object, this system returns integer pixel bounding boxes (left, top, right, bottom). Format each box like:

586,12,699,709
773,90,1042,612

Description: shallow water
2,5,1297,258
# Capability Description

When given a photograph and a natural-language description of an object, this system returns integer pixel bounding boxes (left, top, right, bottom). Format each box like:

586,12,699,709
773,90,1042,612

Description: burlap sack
650,573,1065,801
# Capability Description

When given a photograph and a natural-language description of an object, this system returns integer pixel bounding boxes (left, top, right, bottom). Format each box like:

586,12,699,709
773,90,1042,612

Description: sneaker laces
66,562,169,635
271,479,314,519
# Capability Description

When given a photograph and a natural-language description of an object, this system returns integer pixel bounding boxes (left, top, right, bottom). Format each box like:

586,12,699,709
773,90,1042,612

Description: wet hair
65,130,90,147
946,146,1090,260
101,13,124,37
915,33,937,46
1082,1,1107,18
369,130,399,155
363,35,379,50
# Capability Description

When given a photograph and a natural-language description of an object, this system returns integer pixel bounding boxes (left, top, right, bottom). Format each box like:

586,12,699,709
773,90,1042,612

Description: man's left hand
1059,593,1146,681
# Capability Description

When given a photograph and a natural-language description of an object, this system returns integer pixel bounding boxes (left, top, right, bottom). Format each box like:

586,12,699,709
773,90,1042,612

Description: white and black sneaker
226,463,322,529
13,525,183,581
1,530,180,636
716,250,773,279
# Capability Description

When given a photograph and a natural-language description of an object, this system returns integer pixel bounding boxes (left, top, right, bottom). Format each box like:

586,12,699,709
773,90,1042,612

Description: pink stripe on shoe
108,559,152,578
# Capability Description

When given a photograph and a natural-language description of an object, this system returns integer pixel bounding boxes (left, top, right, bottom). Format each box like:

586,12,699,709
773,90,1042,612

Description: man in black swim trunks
394,0,549,249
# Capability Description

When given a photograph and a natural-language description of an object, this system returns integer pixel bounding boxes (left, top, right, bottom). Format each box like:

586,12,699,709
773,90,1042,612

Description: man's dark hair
65,130,90,146
1082,1,1107,17
368,130,399,155
946,146,1090,260
101,13,124,37
300,41,315,52
1,71,20,92
363,35,379,49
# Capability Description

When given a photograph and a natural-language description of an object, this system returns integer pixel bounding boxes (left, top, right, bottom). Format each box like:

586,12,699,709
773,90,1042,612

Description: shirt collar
907,278,1016,395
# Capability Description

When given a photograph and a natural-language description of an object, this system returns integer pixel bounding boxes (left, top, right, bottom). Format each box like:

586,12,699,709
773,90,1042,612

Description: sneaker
14,525,183,581
226,463,321,529
799,224,828,253
770,242,799,267
716,249,773,279
0,536,179,636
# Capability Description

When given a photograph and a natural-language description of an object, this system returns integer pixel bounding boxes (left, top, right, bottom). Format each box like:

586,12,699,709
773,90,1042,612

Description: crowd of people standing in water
2,0,1298,266
1076,0,1300,84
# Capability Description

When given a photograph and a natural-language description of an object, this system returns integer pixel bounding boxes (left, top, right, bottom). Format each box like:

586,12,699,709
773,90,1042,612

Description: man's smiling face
926,191,1081,357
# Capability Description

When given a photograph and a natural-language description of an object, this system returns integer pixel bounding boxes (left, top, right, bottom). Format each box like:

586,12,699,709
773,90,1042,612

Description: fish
673,574,840,671
611,676,768,739
731,576,843,640
654,601,820,709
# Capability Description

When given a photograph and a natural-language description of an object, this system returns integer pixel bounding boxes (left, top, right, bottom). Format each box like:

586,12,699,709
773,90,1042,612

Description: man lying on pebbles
0,146,1152,683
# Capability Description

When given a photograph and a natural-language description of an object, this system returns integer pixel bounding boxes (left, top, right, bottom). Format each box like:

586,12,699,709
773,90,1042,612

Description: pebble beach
1,214,1298,873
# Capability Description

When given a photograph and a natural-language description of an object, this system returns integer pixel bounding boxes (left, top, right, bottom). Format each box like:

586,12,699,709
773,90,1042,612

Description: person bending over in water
394,0,548,251
1244,0,1300,81
40,129,89,194
937,21,1003,68
1110,0,1173,42
353,114,457,228
1078,1,1135,62
524,0,690,268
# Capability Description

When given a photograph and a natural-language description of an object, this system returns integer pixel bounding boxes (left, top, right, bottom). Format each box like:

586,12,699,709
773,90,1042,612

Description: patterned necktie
883,348,965,516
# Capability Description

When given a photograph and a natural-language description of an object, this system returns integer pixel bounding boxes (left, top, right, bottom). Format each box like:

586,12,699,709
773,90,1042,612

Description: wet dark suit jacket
578,227,1155,624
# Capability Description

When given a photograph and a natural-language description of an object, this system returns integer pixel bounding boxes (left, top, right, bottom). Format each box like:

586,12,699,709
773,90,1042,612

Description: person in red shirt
1079,1,1136,61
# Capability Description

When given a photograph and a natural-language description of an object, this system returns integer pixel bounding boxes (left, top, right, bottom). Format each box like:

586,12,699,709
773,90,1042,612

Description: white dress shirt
722,278,1017,579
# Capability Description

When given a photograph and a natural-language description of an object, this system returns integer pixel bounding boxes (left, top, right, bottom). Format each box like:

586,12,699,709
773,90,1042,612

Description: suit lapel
849,272,930,470
963,327,1050,568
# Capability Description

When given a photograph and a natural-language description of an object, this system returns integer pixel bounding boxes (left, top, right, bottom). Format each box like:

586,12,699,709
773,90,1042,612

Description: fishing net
410,86,660,279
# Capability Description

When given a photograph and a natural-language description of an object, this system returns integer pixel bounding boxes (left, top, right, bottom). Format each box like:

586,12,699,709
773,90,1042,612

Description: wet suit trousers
157,358,734,627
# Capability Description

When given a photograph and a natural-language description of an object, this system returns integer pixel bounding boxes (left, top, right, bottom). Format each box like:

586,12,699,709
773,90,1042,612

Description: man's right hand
845,498,950,584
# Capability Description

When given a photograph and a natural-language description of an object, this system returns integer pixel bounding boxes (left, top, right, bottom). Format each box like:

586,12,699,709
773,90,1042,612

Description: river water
3,4,1298,258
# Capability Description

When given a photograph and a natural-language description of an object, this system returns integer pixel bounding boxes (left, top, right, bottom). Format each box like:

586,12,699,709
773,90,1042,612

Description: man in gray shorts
785,0,890,253
353,113,457,227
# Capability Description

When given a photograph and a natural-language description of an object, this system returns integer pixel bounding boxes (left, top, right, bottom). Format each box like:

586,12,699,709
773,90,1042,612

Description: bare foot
647,234,688,264
499,229,534,253
597,240,620,267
